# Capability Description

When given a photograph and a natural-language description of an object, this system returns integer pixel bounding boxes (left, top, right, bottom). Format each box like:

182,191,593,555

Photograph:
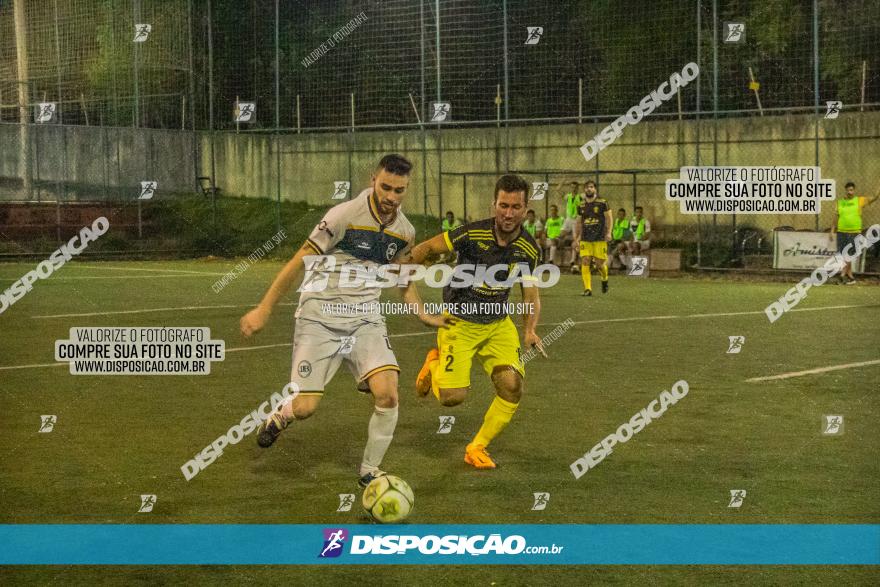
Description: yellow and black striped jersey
578,198,609,241
442,218,541,324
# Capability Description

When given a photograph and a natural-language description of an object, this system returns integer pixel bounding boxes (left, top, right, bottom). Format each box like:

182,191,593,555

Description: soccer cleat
416,348,439,397
256,413,288,448
357,379,372,394
358,469,386,488
582,289,592,297
845,277,857,285
465,443,497,469
601,280,609,294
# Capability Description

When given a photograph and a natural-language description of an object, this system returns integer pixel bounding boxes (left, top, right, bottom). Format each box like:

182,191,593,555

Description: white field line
745,359,880,382
74,264,228,276
33,275,220,281
4,302,875,372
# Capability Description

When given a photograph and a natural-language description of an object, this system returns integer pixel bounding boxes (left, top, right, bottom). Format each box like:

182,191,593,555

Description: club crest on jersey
298,361,312,378
385,242,398,261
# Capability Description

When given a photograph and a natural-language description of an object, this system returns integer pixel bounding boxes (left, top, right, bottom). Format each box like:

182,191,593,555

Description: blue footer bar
0,524,877,565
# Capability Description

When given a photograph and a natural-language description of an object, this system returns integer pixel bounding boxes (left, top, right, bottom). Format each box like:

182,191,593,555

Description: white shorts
289,318,399,394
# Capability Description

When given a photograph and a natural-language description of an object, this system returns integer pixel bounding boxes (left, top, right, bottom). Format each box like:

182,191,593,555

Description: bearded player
240,154,446,487
403,174,547,469
577,180,613,296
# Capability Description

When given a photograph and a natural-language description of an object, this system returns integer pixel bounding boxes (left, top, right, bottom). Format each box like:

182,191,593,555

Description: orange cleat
464,443,497,469
415,348,439,397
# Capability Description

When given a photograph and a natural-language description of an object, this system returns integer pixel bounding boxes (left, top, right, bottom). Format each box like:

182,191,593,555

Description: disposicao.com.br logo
299,256,560,292
318,529,564,558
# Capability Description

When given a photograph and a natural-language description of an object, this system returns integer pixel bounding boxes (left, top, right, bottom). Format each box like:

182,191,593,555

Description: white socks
360,405,399,476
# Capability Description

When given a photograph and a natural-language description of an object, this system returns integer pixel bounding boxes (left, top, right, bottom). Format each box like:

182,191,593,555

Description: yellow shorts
435,315,523,390
579,240,607,260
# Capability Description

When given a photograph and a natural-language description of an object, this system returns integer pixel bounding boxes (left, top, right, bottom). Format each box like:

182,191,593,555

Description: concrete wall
0,123,196,199
203,111,880,233
3,111,878,233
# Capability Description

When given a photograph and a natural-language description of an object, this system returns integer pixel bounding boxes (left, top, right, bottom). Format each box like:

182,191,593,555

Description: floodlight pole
420,0,427,233
502,0,509,170
187,0,197,191
435,0,442,221
207,0,217,230
711,0,718,229
275,0,281,232
696,0,703,266
133,0,140,128
13,0,32,199
812,0,820,230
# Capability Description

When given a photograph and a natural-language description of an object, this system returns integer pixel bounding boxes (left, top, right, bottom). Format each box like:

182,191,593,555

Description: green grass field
1,259,878,584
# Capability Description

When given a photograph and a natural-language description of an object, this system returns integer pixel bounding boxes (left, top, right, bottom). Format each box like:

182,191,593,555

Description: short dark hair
526,209,535,215
635,206,644,212
584,180,597,188
445,210,454,216
377,154,413,176
494,174,529,203
618,208,626,213
845,181,855,188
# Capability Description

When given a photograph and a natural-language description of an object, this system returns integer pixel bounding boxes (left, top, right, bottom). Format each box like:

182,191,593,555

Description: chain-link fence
1,0,879,267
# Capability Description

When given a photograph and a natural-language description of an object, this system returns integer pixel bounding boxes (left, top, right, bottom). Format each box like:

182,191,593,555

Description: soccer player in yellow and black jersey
577,180,614,296
402,174,546,469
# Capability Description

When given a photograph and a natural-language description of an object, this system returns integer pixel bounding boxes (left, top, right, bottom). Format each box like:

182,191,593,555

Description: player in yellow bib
831,181,878,284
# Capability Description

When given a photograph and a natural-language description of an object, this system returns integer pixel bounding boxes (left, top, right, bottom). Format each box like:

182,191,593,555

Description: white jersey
296,188,415,324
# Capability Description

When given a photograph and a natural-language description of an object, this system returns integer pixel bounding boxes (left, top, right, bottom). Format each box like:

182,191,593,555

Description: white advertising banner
773,230,866,272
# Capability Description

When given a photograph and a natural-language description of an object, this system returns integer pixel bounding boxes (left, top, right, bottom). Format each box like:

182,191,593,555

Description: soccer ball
362,474,414,523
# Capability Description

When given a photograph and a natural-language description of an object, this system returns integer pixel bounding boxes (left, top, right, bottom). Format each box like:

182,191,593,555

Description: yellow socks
580,265,591,291
599,263,608,282
472,395,519,447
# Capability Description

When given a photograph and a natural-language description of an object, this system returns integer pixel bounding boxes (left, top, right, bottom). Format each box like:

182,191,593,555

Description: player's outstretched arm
399,280,456,329
394,240,456,329
604,209,614,241
402,233,451,265
240,242,312,337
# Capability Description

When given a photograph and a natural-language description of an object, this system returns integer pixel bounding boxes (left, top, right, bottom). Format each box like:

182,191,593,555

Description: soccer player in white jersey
239,154,447,487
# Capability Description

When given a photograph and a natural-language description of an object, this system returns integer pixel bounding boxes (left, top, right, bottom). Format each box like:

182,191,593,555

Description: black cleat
582,289,592,297
256,413,287,448
601,280,609,294
358,470,386,489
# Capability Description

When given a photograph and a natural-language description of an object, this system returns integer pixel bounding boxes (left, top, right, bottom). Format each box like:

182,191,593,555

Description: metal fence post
133,0,140,128
275,0,281,231
812,0,820,231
